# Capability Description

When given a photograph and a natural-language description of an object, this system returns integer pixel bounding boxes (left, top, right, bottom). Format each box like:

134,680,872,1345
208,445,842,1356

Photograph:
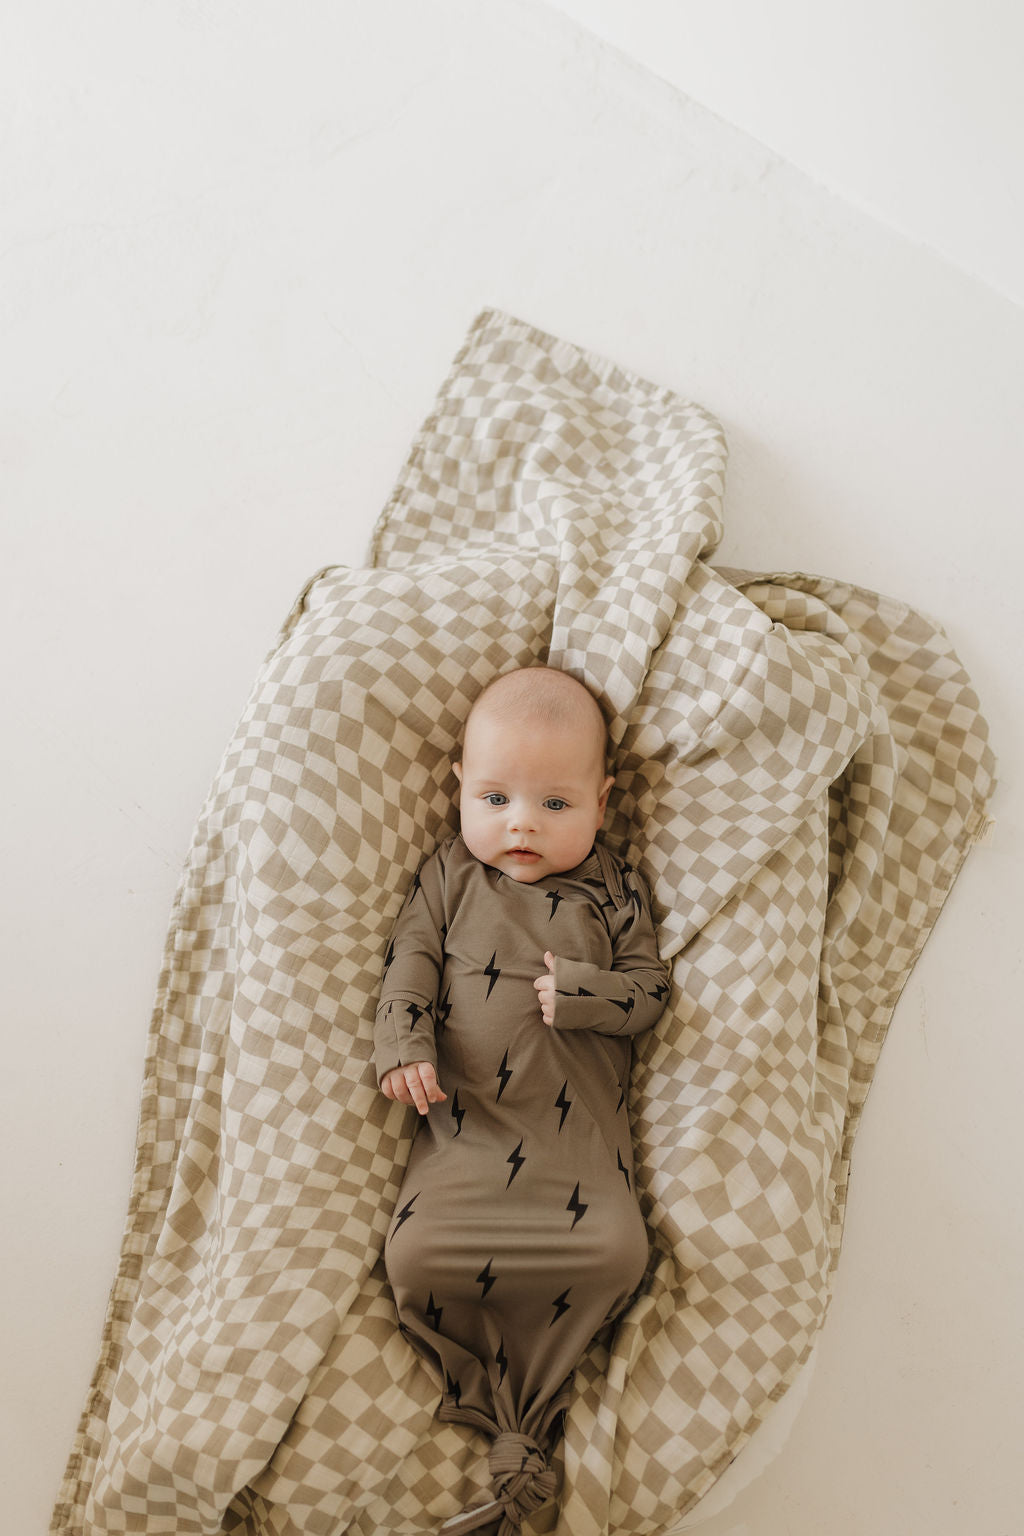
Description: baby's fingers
418,1062,447,1106
534,975,556,1026
398,1067,428,1115
382,1063,445,1114
403,1064,445,1115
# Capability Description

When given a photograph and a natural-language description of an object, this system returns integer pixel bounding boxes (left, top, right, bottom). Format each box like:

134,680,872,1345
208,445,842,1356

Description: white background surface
3,4,1021,1534
549,0,1024,309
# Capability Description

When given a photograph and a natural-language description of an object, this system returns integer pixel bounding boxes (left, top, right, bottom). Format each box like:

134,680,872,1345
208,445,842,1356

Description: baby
373,665,670,1534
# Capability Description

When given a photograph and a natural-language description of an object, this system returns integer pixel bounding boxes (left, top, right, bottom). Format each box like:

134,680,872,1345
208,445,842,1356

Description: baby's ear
598,773,615,812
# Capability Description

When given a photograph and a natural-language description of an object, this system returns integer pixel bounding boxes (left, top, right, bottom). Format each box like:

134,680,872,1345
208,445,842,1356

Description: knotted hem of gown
436,1429,565,1536
435,1390,572,1536
415,1271,648,1531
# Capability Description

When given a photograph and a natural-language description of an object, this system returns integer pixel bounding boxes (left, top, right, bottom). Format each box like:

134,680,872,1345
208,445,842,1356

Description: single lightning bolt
392,1192,418,1232
426,1292,444,1331
616,1085,626,1113
505,1137,526,1188
566,1182,588,1230
484,951,502,999
495,1048,513,1102
405,1001,425,1031
476,1258,497,1297
495,1337,508,1387
436,986,453,1029
555,1080,572,1132
617,1149,631,1190
545,889,563,920
650,978,669,1003
550,1288,572,1326
383,937,396,970
450,1088,465,1137
445,1370,461,1408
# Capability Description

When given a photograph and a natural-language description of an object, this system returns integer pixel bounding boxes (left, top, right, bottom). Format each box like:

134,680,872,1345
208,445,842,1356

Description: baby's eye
483,793,508,807
544,798,569,812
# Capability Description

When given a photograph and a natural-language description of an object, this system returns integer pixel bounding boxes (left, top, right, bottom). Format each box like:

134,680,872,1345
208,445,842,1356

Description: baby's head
453,666,614,883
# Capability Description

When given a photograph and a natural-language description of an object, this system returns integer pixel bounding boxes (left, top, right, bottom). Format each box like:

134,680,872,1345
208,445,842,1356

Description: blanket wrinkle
51,308,995,1536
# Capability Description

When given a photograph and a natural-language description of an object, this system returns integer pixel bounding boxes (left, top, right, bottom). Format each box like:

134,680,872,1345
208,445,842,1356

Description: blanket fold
52,308,995,1536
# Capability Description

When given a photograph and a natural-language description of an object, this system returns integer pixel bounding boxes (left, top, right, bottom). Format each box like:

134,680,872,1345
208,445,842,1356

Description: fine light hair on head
464,665,610,775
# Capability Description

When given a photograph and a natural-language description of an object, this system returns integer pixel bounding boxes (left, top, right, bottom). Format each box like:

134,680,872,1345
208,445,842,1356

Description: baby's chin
487,853,580,883
497,863,549,883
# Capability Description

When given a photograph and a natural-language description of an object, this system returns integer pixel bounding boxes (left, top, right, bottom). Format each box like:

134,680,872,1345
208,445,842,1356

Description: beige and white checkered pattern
52,309,996,1536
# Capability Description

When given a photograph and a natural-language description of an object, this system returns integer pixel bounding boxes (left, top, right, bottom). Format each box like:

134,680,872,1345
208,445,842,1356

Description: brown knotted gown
373,832,670,1532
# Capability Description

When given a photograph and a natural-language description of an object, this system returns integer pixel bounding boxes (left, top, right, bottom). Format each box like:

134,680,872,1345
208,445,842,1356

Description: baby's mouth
508,846,539,860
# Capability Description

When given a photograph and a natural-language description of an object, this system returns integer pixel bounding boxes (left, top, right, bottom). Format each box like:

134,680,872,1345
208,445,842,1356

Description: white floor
3,5,1021,1535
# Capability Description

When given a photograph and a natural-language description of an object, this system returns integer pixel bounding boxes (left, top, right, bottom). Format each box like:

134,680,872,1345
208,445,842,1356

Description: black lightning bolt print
405,1001,425,1032
436,985,453,1030
383,937,396,971
545,889,564,920
549,1288,572,1326
392,1192,418,1232
650,978,670,1004
495,1048,512,1102
445,1370,462,1408
616,1086,626,1113
506,1137,526,1188
484,951,501,998
495,1337,508,1387
450,1088,465,1137
476,1258,497,1297
617,1149,631,1190
426,1292,444,1331
555,1080,572,1132
566,1182,588,1229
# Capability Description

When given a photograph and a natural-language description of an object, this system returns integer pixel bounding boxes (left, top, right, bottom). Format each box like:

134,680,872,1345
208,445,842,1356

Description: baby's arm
537,867,671,1037
373,846,448,1097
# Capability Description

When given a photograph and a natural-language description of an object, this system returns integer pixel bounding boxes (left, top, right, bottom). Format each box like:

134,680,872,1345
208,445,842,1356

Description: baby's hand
381,1061,446,1116
534,951,557,1026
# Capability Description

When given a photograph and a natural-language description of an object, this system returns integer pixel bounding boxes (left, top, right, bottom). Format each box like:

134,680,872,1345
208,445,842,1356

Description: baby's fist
382,1061,446,1115
534,951,557,1026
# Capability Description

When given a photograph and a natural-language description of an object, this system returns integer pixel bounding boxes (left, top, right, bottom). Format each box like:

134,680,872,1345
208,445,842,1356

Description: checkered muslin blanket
53,308,996,1536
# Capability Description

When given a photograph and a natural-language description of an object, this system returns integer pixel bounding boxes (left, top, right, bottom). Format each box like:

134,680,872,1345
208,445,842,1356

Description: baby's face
454,713,613,883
